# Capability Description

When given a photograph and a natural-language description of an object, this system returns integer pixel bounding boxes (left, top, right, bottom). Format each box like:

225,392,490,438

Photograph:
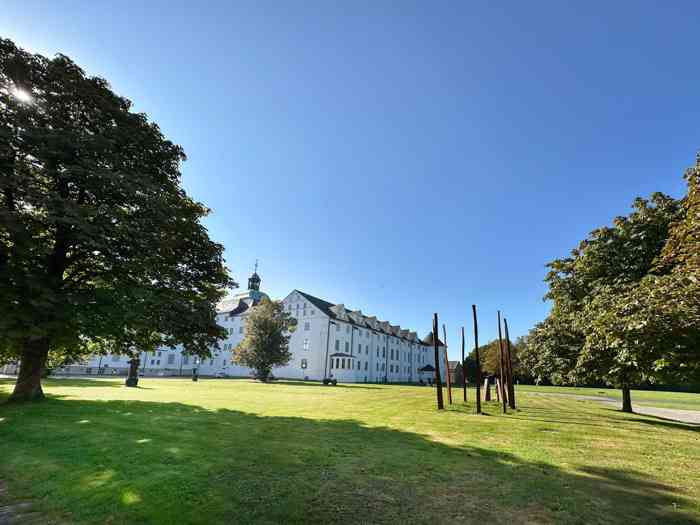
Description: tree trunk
9,339,49,402
621,385,633,413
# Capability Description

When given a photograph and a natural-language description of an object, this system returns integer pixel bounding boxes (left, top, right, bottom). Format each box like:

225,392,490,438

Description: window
210,359,214,366
390,364,393,373
336,358,340,369
364,361,368,371
167,354,175,365
304,322,310,331
150,359,155,365
382,348,386,357
222,360,226,366
376,349,379,357
341,358,346,369
376,363,379,371
156,360,160,365
357,360,361,370
335,340,340,351
358,343,361,353
301,359,308,369
366,345,369,355
345,342,349,353
390,349,394,360
310,309,315,316
303,339,309,351
157,351,162,357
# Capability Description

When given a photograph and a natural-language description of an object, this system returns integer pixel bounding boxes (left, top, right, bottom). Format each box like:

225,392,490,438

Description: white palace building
26,270,447,384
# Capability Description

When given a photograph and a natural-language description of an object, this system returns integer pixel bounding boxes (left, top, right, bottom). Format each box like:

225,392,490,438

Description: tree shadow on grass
510,405,699,434
0,397,696,525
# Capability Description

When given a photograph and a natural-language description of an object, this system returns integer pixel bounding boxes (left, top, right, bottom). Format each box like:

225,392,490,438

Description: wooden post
472,305,482,414
433,314,444,410
497,311,507,414
483,377,491,401
504,318,516,410
442,323,452,405
461,326,467,403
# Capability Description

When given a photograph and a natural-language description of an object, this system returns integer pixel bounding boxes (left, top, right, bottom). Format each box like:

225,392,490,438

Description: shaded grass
0,379,699,524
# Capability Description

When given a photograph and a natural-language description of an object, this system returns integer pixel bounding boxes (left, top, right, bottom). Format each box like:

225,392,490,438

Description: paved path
527,391,700,425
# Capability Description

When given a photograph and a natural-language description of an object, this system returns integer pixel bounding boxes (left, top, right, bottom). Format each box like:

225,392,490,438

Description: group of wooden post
432,306,516,414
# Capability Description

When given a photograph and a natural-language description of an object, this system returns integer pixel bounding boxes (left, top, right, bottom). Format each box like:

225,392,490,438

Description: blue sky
4,1,699,356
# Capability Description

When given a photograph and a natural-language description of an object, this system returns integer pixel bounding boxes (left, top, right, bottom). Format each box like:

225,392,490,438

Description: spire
247,260,261,291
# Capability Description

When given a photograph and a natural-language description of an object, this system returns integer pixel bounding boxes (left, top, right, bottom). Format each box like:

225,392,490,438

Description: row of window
287,302,315,317
328,358,415,375
330,340,413,362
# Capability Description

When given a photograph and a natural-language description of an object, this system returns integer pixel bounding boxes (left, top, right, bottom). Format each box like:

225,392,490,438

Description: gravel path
527,391,700,425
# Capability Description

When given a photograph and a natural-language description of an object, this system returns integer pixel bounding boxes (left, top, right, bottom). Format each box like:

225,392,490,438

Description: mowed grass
517,384,700,411
0,379,698,524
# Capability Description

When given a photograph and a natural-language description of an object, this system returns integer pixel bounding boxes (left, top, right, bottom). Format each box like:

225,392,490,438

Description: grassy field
517,384,700,411
0,379,698,525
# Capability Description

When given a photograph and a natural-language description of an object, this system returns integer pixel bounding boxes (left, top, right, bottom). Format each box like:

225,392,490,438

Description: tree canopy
0,38,234,401
232,299,296,381
520,159,700,411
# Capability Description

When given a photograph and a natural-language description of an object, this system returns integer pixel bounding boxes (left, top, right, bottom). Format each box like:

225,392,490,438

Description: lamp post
192,357,199,382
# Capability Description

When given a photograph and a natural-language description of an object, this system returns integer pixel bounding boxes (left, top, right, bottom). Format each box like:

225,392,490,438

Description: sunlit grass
0,378,698,524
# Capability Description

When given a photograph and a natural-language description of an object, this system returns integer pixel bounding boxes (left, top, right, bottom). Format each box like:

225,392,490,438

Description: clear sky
3,1,699,357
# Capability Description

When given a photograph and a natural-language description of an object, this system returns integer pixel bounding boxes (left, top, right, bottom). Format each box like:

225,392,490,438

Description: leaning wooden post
433,313,444,410
461,326,467,403
472,305,482,414
497,310,507,414
442,323,453,405
504,318,516,410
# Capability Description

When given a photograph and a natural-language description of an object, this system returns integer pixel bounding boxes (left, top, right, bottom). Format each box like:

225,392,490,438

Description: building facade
60,271,448,383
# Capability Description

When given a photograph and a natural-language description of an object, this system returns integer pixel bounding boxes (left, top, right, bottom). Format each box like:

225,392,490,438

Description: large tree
522,164,700,412
0,39,233,401
232,299,295,381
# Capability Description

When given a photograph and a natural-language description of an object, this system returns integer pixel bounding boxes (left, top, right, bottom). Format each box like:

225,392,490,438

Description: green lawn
517,384,700,411
0,379,698,524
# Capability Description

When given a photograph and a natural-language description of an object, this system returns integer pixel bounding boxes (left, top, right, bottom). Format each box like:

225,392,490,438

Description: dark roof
421,332,446,347
228,301,250,316
329,353,354,358
294,289,425,343
419,364,436,372
295,290,336,318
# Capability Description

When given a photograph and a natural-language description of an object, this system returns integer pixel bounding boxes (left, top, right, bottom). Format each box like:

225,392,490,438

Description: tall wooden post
433,314,444,410
504,318,516,410
497,310,507,414
472,305,482,414
461,326,467,402
442,324,452,405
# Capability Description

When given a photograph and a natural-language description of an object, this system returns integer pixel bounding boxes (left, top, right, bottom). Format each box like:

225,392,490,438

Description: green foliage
521,158,700,397
232,299,295,380
468,338,521,377
0,39,233,380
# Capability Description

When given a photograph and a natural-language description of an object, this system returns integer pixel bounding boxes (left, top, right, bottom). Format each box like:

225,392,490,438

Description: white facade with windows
76,272,447,383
